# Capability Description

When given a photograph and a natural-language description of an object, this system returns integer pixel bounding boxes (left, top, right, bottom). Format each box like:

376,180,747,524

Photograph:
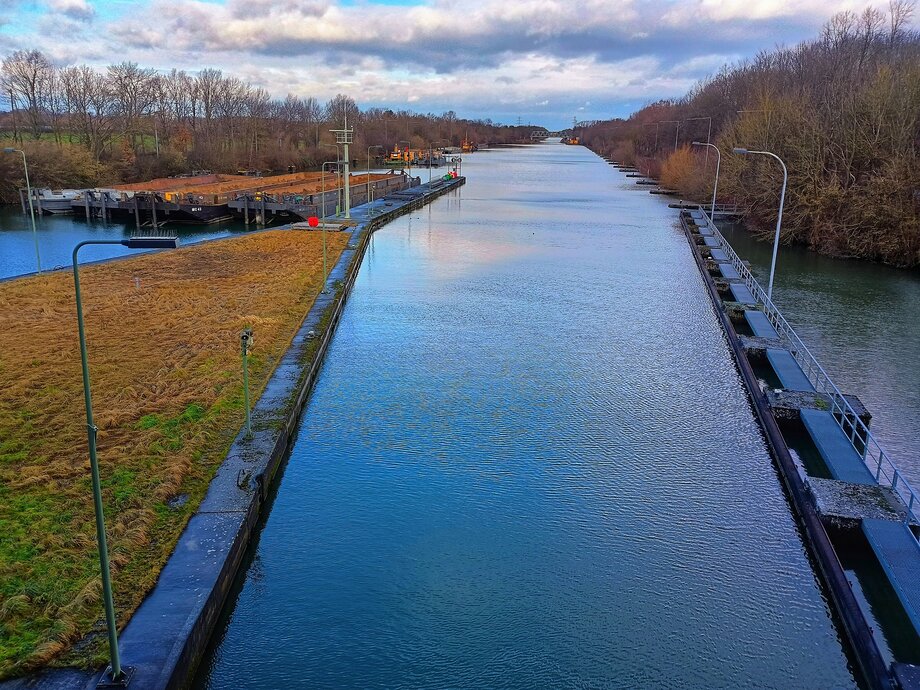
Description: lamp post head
122,237,179,250
733,147,749,155
3,147,17,154
692,141,704,146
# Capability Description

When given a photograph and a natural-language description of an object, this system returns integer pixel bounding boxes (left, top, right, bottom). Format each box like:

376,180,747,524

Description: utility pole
330,115,354,219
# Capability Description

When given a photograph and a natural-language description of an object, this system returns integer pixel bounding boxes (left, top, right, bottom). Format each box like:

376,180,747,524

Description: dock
680,207,920,689
227,171,414,225
669,201,745,219
63,170,417,227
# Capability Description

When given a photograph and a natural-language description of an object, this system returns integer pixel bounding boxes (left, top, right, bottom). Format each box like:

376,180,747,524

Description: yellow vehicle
384,145,421,167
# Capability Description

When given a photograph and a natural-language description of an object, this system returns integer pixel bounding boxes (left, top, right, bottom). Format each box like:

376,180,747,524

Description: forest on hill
581,3,920,267
0,54,534,202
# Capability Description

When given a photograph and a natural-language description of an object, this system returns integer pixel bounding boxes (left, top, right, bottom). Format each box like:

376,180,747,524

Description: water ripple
198,145,856,689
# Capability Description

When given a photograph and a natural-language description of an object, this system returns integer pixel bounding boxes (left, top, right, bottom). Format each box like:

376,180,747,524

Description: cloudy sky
0,0,878,128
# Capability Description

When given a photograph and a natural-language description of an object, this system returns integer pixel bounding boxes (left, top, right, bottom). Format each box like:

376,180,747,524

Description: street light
641,122,659,153
319,160,339,291
660,120,680,152
399,140,412,178
330,116,354,219
733,147,788,303
73,235,179,685
4,147,41,273
427,140,448,183
320,142,342,216
367,145,383,204
685,117,712,164
692,142,721,220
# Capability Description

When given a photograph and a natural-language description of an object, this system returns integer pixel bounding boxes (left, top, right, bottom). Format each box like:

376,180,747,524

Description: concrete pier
679,206,920,690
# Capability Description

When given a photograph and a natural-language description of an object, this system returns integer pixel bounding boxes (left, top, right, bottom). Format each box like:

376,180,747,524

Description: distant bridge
530,120,599,140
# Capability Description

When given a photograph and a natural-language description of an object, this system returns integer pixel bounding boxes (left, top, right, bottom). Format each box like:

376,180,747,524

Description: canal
194,144,858,688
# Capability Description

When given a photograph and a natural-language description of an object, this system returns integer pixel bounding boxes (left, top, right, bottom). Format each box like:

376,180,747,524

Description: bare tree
2,50,54,138
107,61,157,150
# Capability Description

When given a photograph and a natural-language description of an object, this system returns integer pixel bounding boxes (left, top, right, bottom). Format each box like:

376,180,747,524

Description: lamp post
320,142,341,215
733,147,787,303
641,122,659,153
320,160,339,291
685,117,712,164
399,140,412,178
427,140,448,183
367,145,382,204
240,329,253,438
660,121,680,152
4,147,41,273
73,235,179,685
692,141,721,220
330,116,353,219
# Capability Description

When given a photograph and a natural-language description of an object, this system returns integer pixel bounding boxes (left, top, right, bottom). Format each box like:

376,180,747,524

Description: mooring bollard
241,328,254,438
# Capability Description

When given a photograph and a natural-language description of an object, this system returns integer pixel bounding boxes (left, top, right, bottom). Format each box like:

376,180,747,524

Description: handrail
698,209,920,530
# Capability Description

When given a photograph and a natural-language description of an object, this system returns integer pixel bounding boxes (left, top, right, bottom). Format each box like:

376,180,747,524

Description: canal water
0,208,246,280
195,144,858,688
719,223,920,486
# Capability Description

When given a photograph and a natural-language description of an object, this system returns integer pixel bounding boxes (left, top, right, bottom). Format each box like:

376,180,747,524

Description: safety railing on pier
699,209,920,530
711,203,743,216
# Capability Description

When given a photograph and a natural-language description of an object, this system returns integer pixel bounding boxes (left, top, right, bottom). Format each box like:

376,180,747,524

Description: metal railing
694,208,920,529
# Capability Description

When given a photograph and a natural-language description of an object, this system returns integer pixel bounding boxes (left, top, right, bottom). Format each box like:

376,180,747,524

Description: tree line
581,2,920,267
0,52,533,200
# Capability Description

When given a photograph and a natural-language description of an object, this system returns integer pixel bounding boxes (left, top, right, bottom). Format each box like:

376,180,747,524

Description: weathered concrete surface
765,389,871,425
808,477,908,526
2,177,465,690
738,333,782,355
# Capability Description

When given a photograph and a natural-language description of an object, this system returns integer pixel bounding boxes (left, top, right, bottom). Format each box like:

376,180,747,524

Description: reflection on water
0,208,249,279
192,144,856,688
720,222,920,485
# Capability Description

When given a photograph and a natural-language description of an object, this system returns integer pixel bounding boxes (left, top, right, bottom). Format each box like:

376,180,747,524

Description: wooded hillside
0,55,532,201
582,3,920,267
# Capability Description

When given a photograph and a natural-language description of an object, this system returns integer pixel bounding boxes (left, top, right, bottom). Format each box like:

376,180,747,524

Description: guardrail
712,203,743,215
697,208,920,529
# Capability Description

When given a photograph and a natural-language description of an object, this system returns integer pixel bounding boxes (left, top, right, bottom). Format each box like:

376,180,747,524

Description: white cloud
45,0,95,21
662,0,863,23
2,0,886,126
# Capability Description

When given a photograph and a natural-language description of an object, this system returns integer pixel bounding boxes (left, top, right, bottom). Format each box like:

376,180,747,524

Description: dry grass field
0,229,349,677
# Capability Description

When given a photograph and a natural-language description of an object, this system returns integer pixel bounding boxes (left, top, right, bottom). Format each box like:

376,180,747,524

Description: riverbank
0,229,349,677
585,141,920,270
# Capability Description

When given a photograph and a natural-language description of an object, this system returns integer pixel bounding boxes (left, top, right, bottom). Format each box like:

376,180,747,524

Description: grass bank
0,229,349,677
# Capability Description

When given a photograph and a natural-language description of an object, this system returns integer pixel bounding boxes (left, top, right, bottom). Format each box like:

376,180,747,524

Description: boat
24,188,81,215
415,151,449,168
